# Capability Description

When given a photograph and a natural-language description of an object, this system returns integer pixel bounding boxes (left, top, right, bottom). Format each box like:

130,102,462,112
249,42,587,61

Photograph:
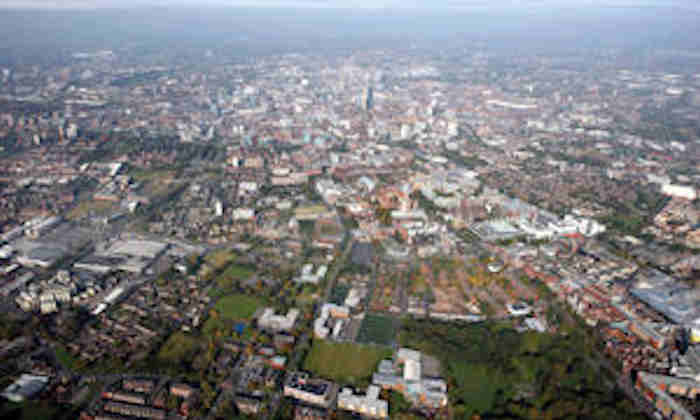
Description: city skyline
2,0,700,10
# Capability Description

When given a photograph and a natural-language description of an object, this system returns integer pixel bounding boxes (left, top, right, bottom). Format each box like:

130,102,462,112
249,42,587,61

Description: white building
401,124,412,140
344,288,365,308
283,372,334,407
404,359,421,381
338,386,388,418
258,308,300,332
66,123,78,139
662,184,697,200
647,174,672,185
239,182,258,196
15,291,36,312
314,303,350,339
1,374,49,402
233,208,255,221
373,348,448,408
295,264,328,285
39,294,57,314
507,302,532,317
357,176,377,192
447,121,459,136
0,245,14,259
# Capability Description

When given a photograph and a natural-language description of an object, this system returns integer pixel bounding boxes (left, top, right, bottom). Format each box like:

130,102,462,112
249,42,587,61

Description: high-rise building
362,86,374,111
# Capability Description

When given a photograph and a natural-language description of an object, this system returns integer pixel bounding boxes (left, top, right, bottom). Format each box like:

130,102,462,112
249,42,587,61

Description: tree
201,380,215,409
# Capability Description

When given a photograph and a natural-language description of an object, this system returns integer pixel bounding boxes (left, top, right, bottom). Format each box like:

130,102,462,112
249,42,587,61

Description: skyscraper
362,86,373,111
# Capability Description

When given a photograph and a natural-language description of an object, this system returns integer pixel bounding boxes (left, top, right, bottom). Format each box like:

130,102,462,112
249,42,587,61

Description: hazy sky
1,0,698,10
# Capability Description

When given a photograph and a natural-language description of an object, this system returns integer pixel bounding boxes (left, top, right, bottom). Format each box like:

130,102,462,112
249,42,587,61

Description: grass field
130,169,176,196
205,249,238,271
130,168,175,183
356,313,397,346
204,294,262,338
202,317,225,338
211,264,255,294
203,250,255,295
215,294,263,320
217,263,254,283
157,332,199,363
54,344,79,370
303,340,391,385
66,199,115,220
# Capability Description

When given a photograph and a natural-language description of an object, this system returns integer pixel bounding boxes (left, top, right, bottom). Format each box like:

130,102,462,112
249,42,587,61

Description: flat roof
104,240,168,259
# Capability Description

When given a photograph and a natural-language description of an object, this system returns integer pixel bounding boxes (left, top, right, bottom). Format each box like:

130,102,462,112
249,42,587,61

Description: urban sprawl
0,42,699,420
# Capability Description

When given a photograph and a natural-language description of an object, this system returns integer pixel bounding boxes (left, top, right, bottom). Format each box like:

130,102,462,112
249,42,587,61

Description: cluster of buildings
501,238,700,418
469,196,606,241
1,26,700,420
313,303,350,340
295,263,328,285
82,378,199,420
337,386,388,419
257,308,301,333
372,348,448,409
284,372,337,409
282,354,432,419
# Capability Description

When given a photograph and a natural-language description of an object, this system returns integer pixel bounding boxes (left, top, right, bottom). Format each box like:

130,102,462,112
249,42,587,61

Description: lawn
202,317,226,338
356,313,397,346
130,169,176,196
214,294,263,320
303,340,391,385
204,293,262,338
205,249,238,271
219,264,254,282
157,332,199,363
130,168,175,183
66,199,115,220
54,344,78,370
211,262,255,292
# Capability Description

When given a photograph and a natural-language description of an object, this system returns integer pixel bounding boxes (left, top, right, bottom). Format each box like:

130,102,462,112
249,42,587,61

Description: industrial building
75,238,168,274
630,270,700,326
24,216,62,239
1,374,49,402
470,219,523,241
